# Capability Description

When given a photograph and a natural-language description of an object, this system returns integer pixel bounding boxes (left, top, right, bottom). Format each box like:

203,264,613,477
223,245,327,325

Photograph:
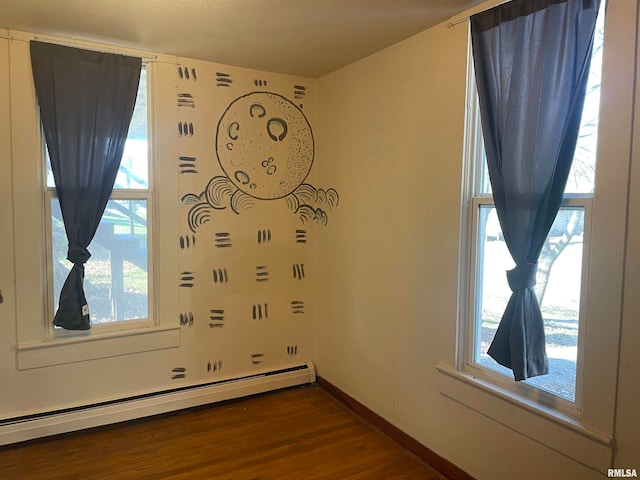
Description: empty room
0,0,639,478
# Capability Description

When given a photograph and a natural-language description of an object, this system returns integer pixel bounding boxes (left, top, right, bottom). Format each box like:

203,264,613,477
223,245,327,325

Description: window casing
8,32,180,370
436,3,631,470
460,8,604,417
433,0,639,472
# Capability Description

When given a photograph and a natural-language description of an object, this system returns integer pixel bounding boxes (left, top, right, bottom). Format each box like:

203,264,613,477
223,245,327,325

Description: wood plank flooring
0,385,445,479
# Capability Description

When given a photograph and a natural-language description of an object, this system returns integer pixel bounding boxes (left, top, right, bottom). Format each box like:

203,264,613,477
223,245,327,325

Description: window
462,8,604,415
8,33,179,369
45,67,152,327
436,2,635,471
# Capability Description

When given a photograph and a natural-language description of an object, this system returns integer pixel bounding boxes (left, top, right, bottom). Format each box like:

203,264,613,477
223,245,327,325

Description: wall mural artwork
216,72,232,87
257,229,272,244
207,360,223,373
209,309,225,328
212,268,229,284
177,93,195,108
255,265,270,283
178,156,198,174
293,85,306,101
179,271,195,288
251,353,265,365
175,63,335,380
179,234,196,249
177,66,197,81
291,300,305,314
295,229,307,244
252,303,269,320
179,312,195,327
181,91,339,232
214,232,232,248
292,263,305,280
178,121,194,137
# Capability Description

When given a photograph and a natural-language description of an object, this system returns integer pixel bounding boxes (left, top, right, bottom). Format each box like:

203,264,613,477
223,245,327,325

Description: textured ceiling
0,0,483,78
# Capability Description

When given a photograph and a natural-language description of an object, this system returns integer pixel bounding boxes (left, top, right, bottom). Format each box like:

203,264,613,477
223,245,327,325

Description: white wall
314,1,640,478
615,0,640,466
0,35,17,400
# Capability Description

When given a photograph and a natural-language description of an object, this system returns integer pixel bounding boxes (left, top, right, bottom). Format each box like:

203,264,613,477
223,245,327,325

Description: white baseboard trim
0,362,316,446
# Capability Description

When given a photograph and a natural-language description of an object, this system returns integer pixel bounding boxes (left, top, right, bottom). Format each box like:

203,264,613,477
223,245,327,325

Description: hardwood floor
0,385,445,479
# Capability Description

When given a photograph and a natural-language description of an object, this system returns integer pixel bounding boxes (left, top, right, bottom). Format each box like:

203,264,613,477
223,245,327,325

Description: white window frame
437,2,634,473
9,31,180,371
43,66,155,337
465,177,593,418
460,76,593,417
43,194,155,337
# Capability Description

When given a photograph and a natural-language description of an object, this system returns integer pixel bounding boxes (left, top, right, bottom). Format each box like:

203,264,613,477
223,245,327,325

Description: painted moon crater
216,91,314,200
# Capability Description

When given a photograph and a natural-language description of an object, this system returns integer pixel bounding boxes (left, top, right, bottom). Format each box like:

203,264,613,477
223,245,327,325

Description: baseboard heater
0,362,316,447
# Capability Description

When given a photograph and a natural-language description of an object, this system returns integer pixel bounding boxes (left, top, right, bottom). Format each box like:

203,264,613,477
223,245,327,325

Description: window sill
436,363,612,473
17,325,180,370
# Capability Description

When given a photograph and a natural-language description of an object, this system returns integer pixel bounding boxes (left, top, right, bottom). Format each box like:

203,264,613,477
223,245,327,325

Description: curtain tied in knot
506,262,537,291
67,244,91,265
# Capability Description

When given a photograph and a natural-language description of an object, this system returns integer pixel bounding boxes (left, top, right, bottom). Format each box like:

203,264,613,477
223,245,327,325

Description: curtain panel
470,0,600,380
30,41,142,330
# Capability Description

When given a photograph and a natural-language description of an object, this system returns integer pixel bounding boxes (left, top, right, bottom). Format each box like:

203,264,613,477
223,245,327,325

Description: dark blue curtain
470,0,600,380
30,41,141,330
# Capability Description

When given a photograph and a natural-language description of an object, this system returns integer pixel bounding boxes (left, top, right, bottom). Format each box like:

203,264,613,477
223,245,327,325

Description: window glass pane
46,67,148,189
473,205,583,401
565,10,604,194
51,198,149,323
479,149,490,195
476,11,604,196
115,67,148,189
